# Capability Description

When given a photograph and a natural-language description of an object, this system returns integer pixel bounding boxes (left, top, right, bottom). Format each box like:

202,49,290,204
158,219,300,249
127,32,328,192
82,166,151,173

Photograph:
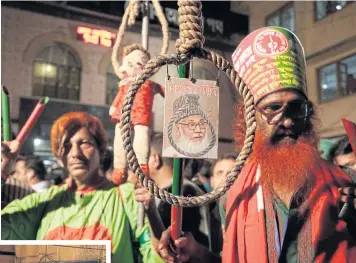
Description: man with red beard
156,26,356,263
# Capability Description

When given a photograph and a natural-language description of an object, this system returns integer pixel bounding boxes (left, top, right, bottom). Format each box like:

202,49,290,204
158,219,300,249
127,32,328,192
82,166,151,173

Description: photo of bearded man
163,94,218,159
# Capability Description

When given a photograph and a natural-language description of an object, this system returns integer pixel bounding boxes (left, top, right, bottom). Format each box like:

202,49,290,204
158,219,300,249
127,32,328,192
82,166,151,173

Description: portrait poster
162,77,219,159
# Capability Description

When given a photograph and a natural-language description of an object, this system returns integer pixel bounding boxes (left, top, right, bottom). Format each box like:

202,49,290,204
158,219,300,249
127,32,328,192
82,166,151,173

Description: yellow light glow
34,63,57,78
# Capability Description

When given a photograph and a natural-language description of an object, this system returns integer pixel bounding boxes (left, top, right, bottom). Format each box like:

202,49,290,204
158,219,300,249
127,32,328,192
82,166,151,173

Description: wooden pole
138,0,150,228
171,62,190,260
142,0,149,49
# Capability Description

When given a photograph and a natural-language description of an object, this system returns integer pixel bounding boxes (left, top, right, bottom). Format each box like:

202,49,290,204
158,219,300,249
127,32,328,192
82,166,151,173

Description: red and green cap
232,26,307,104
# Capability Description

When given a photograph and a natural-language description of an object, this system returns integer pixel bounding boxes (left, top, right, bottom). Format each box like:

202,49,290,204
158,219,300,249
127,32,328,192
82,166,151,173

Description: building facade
1,1,248,163
232,1,356,139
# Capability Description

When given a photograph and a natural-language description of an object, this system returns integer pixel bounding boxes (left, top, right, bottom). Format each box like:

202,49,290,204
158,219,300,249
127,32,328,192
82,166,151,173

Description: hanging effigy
110,0,169,185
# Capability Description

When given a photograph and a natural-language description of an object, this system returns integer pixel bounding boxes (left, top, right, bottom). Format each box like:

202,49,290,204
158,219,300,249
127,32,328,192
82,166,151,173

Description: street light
34,138,42,147
45,64,52,73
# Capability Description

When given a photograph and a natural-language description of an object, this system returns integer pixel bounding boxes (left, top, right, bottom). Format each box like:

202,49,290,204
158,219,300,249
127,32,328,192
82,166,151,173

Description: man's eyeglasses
179,120,207,130
254,100,313,125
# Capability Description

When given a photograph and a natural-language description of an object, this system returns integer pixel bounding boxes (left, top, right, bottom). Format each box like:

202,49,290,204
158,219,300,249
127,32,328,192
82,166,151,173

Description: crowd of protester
2,23,356,262
1,108,355,262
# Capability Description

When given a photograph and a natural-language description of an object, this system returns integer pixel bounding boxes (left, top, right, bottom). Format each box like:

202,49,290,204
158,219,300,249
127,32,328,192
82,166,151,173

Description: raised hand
339,186,356,209
1,140,20,175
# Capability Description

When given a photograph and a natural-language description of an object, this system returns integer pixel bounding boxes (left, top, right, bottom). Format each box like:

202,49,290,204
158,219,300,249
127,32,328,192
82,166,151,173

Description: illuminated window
315,1,350,20
266,4,295,32
318,54,356,101
32,43,81,101
106,64,120,105
319,64,337,101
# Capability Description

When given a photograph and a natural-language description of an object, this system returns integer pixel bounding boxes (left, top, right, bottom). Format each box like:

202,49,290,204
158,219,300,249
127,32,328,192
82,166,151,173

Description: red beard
250,130,320,198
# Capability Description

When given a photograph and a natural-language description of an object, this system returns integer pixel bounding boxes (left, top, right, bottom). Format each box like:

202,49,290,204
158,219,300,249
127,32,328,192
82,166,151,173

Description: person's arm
134,187,166,249
1,188,51,240
2,176,35,207
149,80,165,97
119,183,165,263
1,140,20,179
157,83,165,97
109,85,121,116
158,227,221,263
135,186,221,263
338,186,356,238
330,163,356,236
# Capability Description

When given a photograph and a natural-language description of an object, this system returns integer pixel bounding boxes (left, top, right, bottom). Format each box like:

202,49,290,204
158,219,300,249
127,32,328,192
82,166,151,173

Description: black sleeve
157,184,210,248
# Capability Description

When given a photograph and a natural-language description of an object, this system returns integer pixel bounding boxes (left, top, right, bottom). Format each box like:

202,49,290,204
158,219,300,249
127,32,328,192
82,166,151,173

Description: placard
162,77,219,159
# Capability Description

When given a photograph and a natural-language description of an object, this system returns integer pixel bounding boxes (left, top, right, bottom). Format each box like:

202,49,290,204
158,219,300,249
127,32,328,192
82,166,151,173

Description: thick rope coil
175,0,205,55
112,0,135,77
120,49,256,206
112,0,170,77
128,0,140,26
152,0,170,55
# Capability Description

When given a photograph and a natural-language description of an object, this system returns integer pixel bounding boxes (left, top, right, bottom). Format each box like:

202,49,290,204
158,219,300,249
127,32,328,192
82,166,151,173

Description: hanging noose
111,0,170,77
120,0,256,207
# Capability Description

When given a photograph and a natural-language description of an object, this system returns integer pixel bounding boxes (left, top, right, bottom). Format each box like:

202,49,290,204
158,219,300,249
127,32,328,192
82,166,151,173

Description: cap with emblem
173,94,205,123
232,26,307,104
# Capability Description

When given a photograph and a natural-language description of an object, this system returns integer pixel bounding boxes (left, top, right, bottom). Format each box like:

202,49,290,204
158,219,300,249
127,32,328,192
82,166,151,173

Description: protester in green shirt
1,112,163,263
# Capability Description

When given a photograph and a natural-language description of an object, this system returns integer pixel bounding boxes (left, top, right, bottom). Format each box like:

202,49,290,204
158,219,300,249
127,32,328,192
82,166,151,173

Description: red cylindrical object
171,205,183,240
170,205,183,259
17,97,49,144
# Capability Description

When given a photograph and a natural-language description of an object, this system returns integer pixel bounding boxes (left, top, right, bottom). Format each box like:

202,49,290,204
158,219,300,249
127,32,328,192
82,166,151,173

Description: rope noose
175,0,205,55
120,0,256,207
111,0,170,78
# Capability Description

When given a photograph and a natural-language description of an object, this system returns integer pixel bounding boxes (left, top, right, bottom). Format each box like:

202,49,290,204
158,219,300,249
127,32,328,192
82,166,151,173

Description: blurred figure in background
210,152,237,191
13,155,51,192
194,161,212,193
210,152,238,255
49,164,68,185
318,138,334,161
101,149,114,181
330,137,356,181
184,159,212,193
1,141,34,207
346,74,356,95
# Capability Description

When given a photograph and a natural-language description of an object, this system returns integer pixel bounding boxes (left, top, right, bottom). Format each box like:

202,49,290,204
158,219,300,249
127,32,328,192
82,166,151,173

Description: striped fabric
1,176,34,207
223,160,356,263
